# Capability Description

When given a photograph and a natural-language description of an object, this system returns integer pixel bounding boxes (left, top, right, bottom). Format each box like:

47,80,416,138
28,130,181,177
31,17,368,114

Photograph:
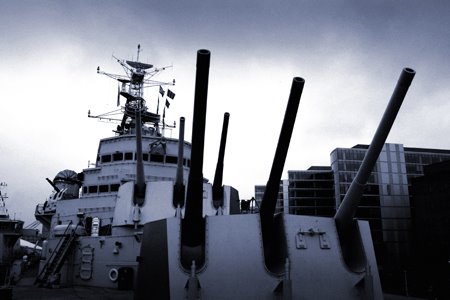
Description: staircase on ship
35,221,79,287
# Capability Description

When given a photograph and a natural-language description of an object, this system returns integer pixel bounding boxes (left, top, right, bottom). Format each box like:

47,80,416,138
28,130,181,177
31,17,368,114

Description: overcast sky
1,1,450,225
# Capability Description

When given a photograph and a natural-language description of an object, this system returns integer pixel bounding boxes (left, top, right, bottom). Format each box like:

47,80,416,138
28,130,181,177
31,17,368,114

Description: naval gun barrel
46,178,60,193
259,77,305,269
334,68,415,233
260,77,305,225
183,49,211,248
212,112,230,209
173,117,186,208
134,102,146,205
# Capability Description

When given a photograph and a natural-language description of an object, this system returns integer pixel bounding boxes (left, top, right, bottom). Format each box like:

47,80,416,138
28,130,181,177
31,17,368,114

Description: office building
331,143,450,293
408,160,450,298
255,143,450,295
254,180,288,214
287,166,335,217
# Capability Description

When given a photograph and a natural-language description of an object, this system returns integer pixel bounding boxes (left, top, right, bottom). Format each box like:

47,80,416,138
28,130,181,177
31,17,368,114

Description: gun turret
212,112,230,209
334,67,415,270
173,117,186,208
135,50,393,300
259,77,305,273
181,49,211,268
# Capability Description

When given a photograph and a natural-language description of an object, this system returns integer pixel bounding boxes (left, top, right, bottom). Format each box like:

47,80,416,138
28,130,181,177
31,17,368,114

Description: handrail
35,220,79,284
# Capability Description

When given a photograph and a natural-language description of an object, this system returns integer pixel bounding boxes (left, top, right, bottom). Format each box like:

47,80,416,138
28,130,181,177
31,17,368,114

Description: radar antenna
96,44,175,93
91,45,175,135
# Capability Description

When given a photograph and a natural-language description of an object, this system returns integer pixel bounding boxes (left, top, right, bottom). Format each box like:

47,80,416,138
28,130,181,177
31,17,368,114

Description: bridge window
88,186,98,193
113,152,124,161
101,155,111,163
166,155,178,164
150,154,164,163
110,184,120,192
99,185,109,193
124,152,133,160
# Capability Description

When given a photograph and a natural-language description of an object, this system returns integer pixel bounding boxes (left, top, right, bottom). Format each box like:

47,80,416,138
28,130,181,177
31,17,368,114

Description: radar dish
54,169,79,182
126,61,153,70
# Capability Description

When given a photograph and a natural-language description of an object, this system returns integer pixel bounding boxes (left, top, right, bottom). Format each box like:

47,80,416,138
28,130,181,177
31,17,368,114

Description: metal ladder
35,221,78,286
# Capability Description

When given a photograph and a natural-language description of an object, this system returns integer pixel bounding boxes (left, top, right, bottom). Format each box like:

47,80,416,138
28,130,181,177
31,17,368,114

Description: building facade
331,143,450,294
287,166,335,217
254,180,288,214
331,143,411,282
255,143,450,296
409,160,450,298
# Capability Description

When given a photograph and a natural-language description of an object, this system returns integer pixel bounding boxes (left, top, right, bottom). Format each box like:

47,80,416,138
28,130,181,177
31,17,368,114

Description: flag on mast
167,89,175,99
159,86,165,97
165,99,170,108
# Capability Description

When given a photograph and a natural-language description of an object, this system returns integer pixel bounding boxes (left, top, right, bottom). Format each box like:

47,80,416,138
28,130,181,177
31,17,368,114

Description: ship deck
12,285,133,300
12,271,133,300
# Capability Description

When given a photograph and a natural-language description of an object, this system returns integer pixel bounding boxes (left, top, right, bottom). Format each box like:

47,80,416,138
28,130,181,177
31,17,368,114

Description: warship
0,183,24,298
30,46,415,299
32,46,239,291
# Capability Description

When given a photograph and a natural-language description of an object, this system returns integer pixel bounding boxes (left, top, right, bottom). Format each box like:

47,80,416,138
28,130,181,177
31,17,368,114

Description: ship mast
93,44,175,135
